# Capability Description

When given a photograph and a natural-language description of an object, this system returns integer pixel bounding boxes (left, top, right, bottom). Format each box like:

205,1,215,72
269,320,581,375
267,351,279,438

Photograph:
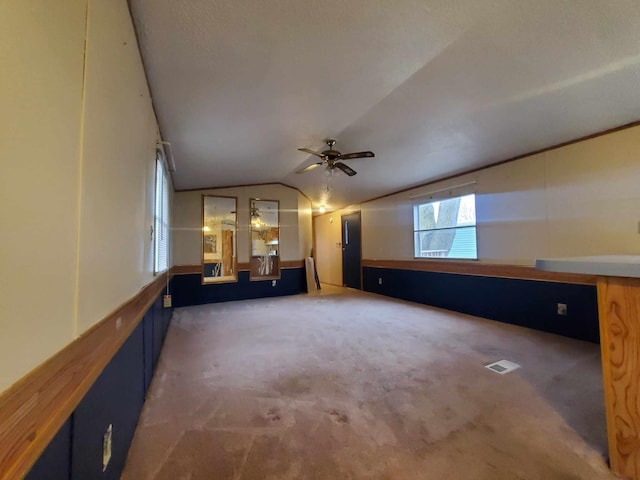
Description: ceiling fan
296,139,375,176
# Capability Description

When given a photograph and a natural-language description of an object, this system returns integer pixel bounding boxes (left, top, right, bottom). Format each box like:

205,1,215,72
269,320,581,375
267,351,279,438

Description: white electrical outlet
163,294,172,307
102,424,112,472
272,280,276,287
378,277,383,285
557,303,568,316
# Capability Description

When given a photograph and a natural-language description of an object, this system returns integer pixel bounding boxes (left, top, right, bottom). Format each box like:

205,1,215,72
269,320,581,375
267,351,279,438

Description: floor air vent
485,360,521,375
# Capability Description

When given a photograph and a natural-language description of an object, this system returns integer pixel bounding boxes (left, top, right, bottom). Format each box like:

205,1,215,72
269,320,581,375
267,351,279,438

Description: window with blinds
413,193,477,260
154,151,170,273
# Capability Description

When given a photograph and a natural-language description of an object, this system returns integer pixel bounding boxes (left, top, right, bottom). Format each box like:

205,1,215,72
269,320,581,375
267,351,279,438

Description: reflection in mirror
202,195,237,284
250,199,280,281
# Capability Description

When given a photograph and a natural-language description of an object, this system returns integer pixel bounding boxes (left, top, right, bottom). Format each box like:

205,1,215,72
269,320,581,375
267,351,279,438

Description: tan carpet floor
122,286,615,480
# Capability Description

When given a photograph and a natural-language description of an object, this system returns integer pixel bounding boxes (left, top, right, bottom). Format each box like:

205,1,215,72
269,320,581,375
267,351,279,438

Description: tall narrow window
154,151,170,273
413,193,477,259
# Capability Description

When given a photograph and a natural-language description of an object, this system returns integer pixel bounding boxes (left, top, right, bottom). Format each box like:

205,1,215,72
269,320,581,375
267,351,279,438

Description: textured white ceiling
130,0,640,209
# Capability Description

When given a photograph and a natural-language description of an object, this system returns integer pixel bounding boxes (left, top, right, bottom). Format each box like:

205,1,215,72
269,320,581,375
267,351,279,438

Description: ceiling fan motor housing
323,150,341,160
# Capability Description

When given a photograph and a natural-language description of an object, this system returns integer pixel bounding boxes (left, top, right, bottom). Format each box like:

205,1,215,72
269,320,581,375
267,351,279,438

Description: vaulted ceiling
130,0,640,210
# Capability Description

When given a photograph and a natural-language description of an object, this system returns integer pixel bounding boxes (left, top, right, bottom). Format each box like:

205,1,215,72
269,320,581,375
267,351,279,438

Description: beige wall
314,206,361,286
173,184,310,266
0,0,162,392
76,0,161,332
362,125,640,265
297,193,313,260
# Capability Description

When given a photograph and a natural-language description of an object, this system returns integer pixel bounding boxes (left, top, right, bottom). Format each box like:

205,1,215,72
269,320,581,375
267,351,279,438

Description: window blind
154,153,170,273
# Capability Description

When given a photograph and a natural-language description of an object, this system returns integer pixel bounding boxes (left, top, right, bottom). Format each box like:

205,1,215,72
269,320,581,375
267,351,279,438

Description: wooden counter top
535,255,640,278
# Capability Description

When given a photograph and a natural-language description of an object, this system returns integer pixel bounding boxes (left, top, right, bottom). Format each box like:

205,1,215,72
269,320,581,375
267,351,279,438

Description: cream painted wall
297,193,313,260
75,0,159,332
0,0,162,392
173,184,308,266
0,0,86,392
314,206,361,286
362,125,640,265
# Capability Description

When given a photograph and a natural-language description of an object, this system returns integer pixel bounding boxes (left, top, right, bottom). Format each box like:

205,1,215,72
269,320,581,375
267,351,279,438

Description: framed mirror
202,195,237,284
249,199,280,281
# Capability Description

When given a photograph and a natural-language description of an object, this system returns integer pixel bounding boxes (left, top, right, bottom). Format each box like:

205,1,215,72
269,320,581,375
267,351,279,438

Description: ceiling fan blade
298,148,325,158
339,151,375,160
335,162,357,176
296,162,323,174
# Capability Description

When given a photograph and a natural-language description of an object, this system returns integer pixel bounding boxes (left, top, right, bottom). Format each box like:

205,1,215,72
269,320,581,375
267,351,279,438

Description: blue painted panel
162,301,172,339
363,267,599,343
172,268,306,307
163,277,175,338
152,296,163,369
156,295,169,340
143,309,154,394
25,417,72,480
27,290,172,480
71,321,145,480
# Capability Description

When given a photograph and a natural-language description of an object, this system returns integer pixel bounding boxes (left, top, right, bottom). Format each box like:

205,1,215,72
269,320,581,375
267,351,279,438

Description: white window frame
154,150,170,274
412,193,477,260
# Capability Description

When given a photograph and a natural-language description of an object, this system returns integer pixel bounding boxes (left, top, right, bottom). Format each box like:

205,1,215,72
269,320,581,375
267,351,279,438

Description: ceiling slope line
174,181,312,203
356,119,640,206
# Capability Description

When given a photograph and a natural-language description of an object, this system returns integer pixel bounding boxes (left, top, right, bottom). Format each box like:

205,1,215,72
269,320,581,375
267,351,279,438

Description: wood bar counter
536,255,640,480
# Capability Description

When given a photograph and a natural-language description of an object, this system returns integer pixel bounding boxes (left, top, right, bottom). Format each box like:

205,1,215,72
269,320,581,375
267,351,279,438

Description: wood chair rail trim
361,259,597,285
0,271,169,480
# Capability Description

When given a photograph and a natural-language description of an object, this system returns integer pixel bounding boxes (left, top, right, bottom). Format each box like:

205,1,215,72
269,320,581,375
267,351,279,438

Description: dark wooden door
341,212,362,289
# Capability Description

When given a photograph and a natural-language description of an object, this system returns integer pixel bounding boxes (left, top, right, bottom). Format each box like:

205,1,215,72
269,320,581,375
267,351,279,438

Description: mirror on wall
249,199,280,281
202,195,237,284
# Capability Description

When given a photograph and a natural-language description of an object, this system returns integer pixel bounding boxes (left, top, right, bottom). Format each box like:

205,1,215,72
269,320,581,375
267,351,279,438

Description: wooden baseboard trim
362,259,597,285
0,271,170,480
281,260,305,269
172,264,202,275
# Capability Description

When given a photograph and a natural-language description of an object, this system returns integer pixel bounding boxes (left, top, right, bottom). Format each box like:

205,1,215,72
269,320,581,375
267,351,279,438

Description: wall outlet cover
102,424,112,472
557,303,568,316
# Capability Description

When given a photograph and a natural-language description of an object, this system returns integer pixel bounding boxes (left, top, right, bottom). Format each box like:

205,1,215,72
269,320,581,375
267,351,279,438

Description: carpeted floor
122,287,615,479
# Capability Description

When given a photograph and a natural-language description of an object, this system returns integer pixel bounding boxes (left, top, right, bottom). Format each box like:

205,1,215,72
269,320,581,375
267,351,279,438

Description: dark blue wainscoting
172,268,306,307
363,267,599,343
143,304,155,394
25,418,72,480
152,294,165,369
25,288,173,480
71,322,145,480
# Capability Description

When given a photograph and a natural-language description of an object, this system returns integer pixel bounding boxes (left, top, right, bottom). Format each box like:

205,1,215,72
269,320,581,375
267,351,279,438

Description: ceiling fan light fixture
296,139,375,177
